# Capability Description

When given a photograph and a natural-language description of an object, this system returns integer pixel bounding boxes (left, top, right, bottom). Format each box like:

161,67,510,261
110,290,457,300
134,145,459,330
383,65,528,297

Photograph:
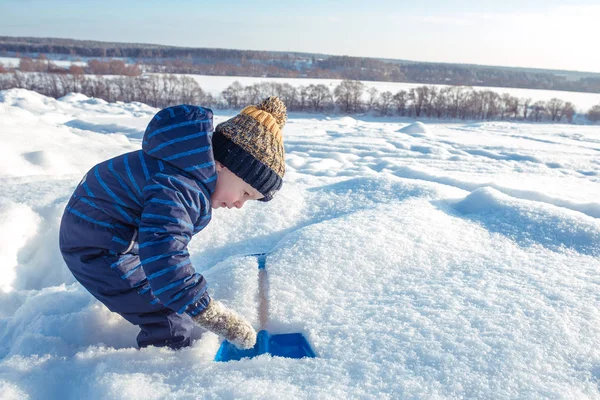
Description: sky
0,0,599,73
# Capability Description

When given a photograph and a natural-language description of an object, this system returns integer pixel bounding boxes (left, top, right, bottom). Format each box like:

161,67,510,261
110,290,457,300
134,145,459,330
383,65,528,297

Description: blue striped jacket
62,105,217,316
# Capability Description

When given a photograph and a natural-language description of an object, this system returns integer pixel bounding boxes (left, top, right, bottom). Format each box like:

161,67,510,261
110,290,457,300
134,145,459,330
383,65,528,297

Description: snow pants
59,211,195,350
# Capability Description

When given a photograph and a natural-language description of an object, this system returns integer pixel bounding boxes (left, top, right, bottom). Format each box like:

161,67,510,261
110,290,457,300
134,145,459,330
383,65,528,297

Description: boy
59,96,287,350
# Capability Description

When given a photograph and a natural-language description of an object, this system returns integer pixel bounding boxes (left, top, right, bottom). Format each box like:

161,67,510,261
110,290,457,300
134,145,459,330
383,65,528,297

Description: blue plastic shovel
214,253,316,362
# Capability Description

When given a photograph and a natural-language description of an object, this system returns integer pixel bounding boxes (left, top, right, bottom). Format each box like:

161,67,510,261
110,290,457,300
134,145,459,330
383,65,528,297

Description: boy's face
211,161,264,209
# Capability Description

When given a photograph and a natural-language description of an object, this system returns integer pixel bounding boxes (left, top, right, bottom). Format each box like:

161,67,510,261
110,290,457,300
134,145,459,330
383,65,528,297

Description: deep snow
0,88,599,399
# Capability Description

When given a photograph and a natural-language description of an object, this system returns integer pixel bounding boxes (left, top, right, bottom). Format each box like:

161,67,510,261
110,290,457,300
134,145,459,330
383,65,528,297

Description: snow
0,88,599,399
399,121,429,135
177,74,600,112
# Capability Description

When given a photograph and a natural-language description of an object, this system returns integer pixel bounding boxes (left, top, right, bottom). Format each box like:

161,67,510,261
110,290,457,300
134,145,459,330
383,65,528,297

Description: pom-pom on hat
211,96,287,201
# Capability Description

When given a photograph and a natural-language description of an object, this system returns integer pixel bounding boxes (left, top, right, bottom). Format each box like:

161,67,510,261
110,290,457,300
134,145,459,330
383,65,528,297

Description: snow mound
21,151,72,174
398,121,428,135
0,200,41,291
452,187,600,256
337,116,358,126
58,93,91,103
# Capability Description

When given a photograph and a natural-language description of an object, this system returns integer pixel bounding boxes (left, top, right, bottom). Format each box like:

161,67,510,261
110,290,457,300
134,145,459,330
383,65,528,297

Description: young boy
59,96,287,350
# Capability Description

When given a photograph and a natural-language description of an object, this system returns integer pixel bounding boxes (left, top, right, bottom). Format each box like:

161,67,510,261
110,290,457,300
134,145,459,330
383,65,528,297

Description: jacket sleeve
139,171,212,316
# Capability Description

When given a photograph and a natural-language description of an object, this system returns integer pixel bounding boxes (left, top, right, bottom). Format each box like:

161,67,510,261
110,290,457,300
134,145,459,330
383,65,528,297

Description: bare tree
546,98,564,122
377,91,394,116
447,86,467,119
587,104,600,123
531,101,546,122
307,84,332,112
279,83,298,111
522,98,532,120
366,87,378,112
222,81,244,108
561,102,576,123
334,80,364,113
243,83,261,105
296,85,308,111
392,90,408,116
432,87,448,118
179,76,206,105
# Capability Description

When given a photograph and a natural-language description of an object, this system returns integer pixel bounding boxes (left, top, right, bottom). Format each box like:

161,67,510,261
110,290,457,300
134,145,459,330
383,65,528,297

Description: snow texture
0,88,599,399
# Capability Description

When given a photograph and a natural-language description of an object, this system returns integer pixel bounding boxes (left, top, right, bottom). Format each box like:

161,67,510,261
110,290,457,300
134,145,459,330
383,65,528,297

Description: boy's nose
234,199,246,209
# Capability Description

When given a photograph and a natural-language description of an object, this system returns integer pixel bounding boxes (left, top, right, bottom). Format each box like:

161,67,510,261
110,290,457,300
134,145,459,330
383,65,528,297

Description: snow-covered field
0,88,599,399
180,74,600,113
2,54,600,111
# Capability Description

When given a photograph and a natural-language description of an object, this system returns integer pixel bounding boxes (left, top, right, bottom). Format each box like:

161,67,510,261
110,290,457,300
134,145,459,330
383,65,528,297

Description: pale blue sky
0,0,598,73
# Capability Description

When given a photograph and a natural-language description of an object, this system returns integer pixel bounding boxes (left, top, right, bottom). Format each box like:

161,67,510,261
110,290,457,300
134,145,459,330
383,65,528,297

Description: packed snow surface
0,88,599,399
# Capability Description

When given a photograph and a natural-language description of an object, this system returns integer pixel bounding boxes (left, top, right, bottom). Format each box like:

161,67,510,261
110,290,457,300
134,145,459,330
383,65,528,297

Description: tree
307,84,332,112
376,91,394,116
279,83,298,111
522,98,532,120
222,81,244,108
366,87,378,112
448,86,467,119
392,90,408,116
506,96,520,119
243,84,261,105
546,98,564,122
531,101,546,122
587,104,600,123
561,102,576,123
333,80,364,113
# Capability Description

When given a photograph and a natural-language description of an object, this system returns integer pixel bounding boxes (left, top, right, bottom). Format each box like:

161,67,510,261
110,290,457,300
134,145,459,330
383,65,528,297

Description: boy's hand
193,299,257,350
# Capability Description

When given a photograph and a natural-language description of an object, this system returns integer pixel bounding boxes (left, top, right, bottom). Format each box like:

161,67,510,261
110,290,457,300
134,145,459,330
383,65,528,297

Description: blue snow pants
59,211,195,350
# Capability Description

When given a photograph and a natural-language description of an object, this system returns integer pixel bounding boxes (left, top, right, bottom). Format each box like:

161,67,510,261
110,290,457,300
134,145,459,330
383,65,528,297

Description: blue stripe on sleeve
143,184,199,212
146,259,192,281
124,153,143,197
181,287,209,314
67,207,112,228
94,166,127,207
121,263,142,279
141,250,188,265
155,173,202,196
148,198,187,210
109,160,142,207
79,196,102,211
153,276,189,296
109,254,137,269
139,151,150,181
142,213,194,230
82,181,95,197
138,236,176,249
112,236,129,246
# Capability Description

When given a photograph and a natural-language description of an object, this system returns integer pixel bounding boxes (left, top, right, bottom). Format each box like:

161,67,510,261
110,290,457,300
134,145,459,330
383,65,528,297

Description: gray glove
193,299,257,350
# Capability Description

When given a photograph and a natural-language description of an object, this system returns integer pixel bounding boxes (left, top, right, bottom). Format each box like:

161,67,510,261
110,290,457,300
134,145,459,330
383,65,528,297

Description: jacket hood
142,105,217,193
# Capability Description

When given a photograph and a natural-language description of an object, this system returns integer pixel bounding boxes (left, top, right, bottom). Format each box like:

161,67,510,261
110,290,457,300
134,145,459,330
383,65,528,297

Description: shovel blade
215,330,316,362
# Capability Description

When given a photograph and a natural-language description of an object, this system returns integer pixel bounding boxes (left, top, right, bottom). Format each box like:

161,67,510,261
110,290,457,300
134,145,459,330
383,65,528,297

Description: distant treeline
2,36,600,94
2,70,599,123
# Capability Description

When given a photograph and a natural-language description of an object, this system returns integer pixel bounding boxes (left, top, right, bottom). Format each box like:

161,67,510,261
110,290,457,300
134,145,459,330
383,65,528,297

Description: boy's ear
215,161,224,172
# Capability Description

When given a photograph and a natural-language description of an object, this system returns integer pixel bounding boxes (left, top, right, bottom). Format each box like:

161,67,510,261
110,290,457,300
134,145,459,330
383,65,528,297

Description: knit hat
212,96,286,202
